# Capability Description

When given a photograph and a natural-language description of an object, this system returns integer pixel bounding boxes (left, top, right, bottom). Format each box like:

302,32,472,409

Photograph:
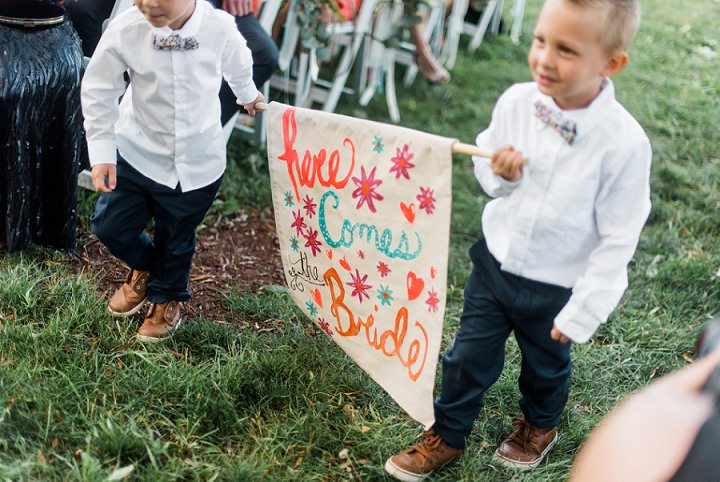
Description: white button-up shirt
473,80,652,343
81,0,259,191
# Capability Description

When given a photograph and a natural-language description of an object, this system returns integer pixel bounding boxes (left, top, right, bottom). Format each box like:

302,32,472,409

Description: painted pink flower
377,261,391,278
318,317,333,336
416,186,436,215
357,250,365,260
352,165,384,212
303,227,323,257
303,194,317,218
291,209,306,236
390,144,415,180
347,269,372,303
426,288,440,312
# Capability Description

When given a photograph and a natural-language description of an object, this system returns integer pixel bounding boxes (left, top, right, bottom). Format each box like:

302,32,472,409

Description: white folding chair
269,0,378,113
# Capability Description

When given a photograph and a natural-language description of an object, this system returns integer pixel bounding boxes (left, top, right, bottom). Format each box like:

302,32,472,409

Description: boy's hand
491,146,525,181
91,163,117,192
241,92,266,117
551,325,572,344
222,0,254,16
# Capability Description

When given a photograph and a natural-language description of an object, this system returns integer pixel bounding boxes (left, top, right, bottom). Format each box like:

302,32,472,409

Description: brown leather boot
108,269,149,316
384,430,462,481
136,301,183,343
494,418,558,469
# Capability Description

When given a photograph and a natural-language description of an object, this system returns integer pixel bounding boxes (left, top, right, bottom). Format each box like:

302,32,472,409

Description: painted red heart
400,202,416,223
406,272,425,301
339,256,351,271
312,288,323,307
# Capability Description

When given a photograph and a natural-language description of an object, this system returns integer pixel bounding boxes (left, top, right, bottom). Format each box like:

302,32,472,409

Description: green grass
2,0,720,479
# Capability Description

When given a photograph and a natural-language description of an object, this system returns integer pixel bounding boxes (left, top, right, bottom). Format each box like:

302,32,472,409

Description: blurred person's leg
208,0,279,124
64,0,115,58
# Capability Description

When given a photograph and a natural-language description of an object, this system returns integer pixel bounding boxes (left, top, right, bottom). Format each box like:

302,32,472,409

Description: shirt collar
532,78,615,143
150,0,203,37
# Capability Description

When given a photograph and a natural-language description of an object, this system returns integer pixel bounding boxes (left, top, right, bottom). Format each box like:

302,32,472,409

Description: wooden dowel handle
250,102,495,159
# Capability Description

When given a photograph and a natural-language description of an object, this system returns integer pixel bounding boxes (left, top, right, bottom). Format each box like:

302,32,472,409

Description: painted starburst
347,269,372,303
416,186,437,215
351,165,384,212
389,144,415,180
372,135,384,153
377,284,394,306
303,194,317,218
377,261,391,278
291,209,306,236
357,250,365,260
303,227,323,257
284,191,295,207
426,288,440,312
289,236,300,252
306,300,318,317
318,317,333,336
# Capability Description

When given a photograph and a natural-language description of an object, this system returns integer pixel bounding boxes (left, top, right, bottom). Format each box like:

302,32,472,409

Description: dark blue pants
432,239,573,449
90,158,223,303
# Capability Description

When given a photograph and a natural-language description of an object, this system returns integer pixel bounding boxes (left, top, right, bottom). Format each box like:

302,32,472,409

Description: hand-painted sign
266,102,455,427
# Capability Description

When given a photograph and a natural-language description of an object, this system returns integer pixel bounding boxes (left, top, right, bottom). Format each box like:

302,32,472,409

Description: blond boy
385,0,651,479
82,0,264,341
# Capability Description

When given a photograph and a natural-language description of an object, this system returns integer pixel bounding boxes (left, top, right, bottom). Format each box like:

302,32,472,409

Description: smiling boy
384,0,652,479
82,0,264,341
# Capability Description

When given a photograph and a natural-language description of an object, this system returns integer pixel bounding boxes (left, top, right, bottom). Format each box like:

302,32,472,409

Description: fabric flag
266,102,455,427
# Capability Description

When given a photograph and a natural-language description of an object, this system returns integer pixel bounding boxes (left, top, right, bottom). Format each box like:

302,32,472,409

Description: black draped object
0,0,84,252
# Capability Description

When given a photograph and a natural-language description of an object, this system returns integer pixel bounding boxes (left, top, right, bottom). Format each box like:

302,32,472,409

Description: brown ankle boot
108,269,149,316
494,418,558,469
384,430,462,481
136,301,183,342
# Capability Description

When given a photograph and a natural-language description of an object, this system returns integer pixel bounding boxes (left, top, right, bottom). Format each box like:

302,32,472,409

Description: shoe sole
493,431,559,470
108,298,148,317
135,317,183,343
384,458,429,482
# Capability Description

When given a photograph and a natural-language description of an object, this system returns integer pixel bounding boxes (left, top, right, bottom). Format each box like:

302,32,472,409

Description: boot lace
507,418,533,450
412,430,444,459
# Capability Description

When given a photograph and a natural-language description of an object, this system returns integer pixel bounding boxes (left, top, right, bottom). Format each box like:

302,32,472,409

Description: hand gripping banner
266,102,455,427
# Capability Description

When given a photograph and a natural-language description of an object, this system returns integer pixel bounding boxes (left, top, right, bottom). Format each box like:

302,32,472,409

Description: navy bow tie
152,32,199,51
534,100,577,145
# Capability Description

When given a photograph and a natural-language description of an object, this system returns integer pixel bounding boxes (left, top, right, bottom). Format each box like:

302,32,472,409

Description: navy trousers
91,158,222,303
432,238,573,449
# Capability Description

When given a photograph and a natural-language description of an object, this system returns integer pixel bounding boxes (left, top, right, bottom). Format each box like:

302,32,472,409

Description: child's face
135,0,195,30
528,0,624,110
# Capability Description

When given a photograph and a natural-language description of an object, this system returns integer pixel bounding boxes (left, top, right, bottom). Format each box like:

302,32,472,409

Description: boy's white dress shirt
473,80,652,343
81,0,259,192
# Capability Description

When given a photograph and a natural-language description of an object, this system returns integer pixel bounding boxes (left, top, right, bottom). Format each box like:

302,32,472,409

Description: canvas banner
266,102,455,427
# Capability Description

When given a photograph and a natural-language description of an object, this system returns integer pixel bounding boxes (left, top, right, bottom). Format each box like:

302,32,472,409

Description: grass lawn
2,0,719,480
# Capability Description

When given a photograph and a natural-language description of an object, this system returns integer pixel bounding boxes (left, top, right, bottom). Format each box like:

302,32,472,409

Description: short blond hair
566,0,641,52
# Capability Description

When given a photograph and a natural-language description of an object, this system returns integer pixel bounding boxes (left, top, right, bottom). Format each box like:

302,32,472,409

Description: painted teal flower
377,284,393,306
306,300,318,317
284,191,295,207
289,236,300,251
372,136,384,153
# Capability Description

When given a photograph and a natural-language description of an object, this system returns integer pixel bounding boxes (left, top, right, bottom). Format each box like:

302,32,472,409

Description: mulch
67,206,287,325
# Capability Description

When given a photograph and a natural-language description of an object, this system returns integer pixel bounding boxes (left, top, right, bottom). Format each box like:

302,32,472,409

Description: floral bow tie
534,100,577,145
152,32,199,51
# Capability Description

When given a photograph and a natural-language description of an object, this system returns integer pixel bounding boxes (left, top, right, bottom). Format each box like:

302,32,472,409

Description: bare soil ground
67,207,286,324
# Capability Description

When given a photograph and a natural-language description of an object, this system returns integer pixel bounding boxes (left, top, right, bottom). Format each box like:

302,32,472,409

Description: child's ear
602,50,629,77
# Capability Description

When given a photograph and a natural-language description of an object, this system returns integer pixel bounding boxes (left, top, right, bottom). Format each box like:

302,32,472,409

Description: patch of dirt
68,207,286,324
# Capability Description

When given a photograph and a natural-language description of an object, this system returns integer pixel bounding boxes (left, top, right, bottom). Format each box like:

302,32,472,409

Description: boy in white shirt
82,0,264,342
385,0,651,479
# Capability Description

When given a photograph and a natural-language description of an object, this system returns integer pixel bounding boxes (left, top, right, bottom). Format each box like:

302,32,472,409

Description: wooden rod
251,102,493,159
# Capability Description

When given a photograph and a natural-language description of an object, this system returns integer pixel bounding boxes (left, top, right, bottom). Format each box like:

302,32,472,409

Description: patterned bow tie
152,32,199,51
534,100,577,145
